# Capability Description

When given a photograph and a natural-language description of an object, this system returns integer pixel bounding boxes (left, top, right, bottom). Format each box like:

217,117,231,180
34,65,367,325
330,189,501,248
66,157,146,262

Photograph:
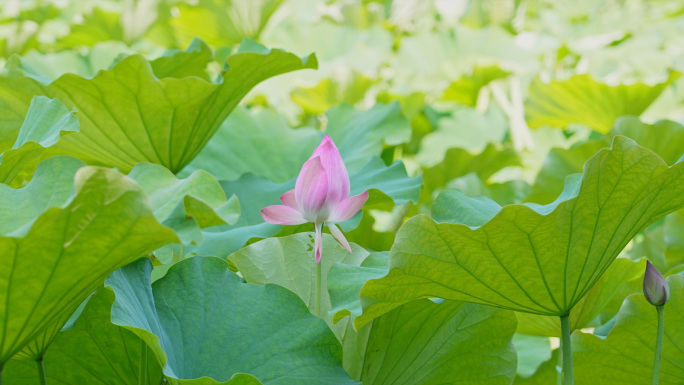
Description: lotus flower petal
311,136,350,205
261,205,307,225
327,223,352,253
280,189,298,209
295,157,329,221
328,191,369,223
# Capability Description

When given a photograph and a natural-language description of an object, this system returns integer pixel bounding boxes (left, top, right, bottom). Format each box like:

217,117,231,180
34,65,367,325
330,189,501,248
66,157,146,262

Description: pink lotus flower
261,136,368,262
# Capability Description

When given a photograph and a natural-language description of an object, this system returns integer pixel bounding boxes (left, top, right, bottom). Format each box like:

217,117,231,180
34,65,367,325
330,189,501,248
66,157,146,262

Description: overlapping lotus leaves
526,116,684,204
105,257,358,385
0,166,178,364
0,96,79,186
573,275,684,384
0,40,317,173
2,289,163,384
356,136,684,328
525,72,680,133
128,162,239,246
326,251,517,384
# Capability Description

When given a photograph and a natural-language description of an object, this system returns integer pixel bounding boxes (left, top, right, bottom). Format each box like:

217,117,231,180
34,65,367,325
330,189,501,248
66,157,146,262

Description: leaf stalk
315,259,322,318
652,305,665,385
37,356,47,385
560,314,574,385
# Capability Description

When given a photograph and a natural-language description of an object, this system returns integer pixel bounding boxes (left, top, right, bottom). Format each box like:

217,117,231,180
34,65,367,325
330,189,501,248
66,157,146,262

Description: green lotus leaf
526,116,684,204
184,102,410,182
0,96,79,186
325,103,411,172
171,0,284,48
525,72,680,133
183,106,322,182
421,143,521,202
573,275,684,384
442,65,511,107
129,163,239,241
417,106,507,166
0,156,84,234
150,38,213,81
363,300,517,385
193,157,420,258
356,136,684,328
515,258,645,337
0,165,178,365
2,289,163,384
512,348,559,385
56,8,126,48
327,251,518,384
512,334,552,378
105,257,357,385
0,40,317,173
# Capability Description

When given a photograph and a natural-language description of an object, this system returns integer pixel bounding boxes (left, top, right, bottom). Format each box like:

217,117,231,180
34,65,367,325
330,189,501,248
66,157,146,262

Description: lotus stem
560,314,574,385
37,356,47,385
138,339,148,385
315,259,322,318
652,305,665,385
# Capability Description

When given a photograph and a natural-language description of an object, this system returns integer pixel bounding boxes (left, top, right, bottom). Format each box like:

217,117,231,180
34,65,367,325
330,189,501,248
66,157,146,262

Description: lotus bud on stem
643,261,669,385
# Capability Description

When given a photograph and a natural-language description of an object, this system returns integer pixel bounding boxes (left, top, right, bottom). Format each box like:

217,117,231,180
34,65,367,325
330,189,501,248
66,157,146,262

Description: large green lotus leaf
55,8,126,48
2,288,163,384
356,136,684,328
363,300,517,385
442,65,510,107
105,257,357,385
525,72,680,133
515,258,645,337
0,166,178,365
325,103,411,172
0,156,84,234
526,116,684,204
185,102,411,182
183,106,322,182
171,0,284,48
422,143,521,202
327,252,517,384
195,157,420,258
0,96,79,186
0,40,317,173
573,275,684,384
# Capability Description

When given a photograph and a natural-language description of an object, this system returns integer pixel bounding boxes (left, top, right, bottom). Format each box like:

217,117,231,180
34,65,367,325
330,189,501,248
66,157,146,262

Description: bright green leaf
0,40,317,173
362,300,517,385
106,257,357,384
442,65,510,107
573,275,684,384
525,72,680,133
2,289,163,384
356,136,684,328
0,165,178,364
0,96,79,186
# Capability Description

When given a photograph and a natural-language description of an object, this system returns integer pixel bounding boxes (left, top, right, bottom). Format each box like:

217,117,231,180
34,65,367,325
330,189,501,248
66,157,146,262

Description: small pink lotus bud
643,261,669,306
